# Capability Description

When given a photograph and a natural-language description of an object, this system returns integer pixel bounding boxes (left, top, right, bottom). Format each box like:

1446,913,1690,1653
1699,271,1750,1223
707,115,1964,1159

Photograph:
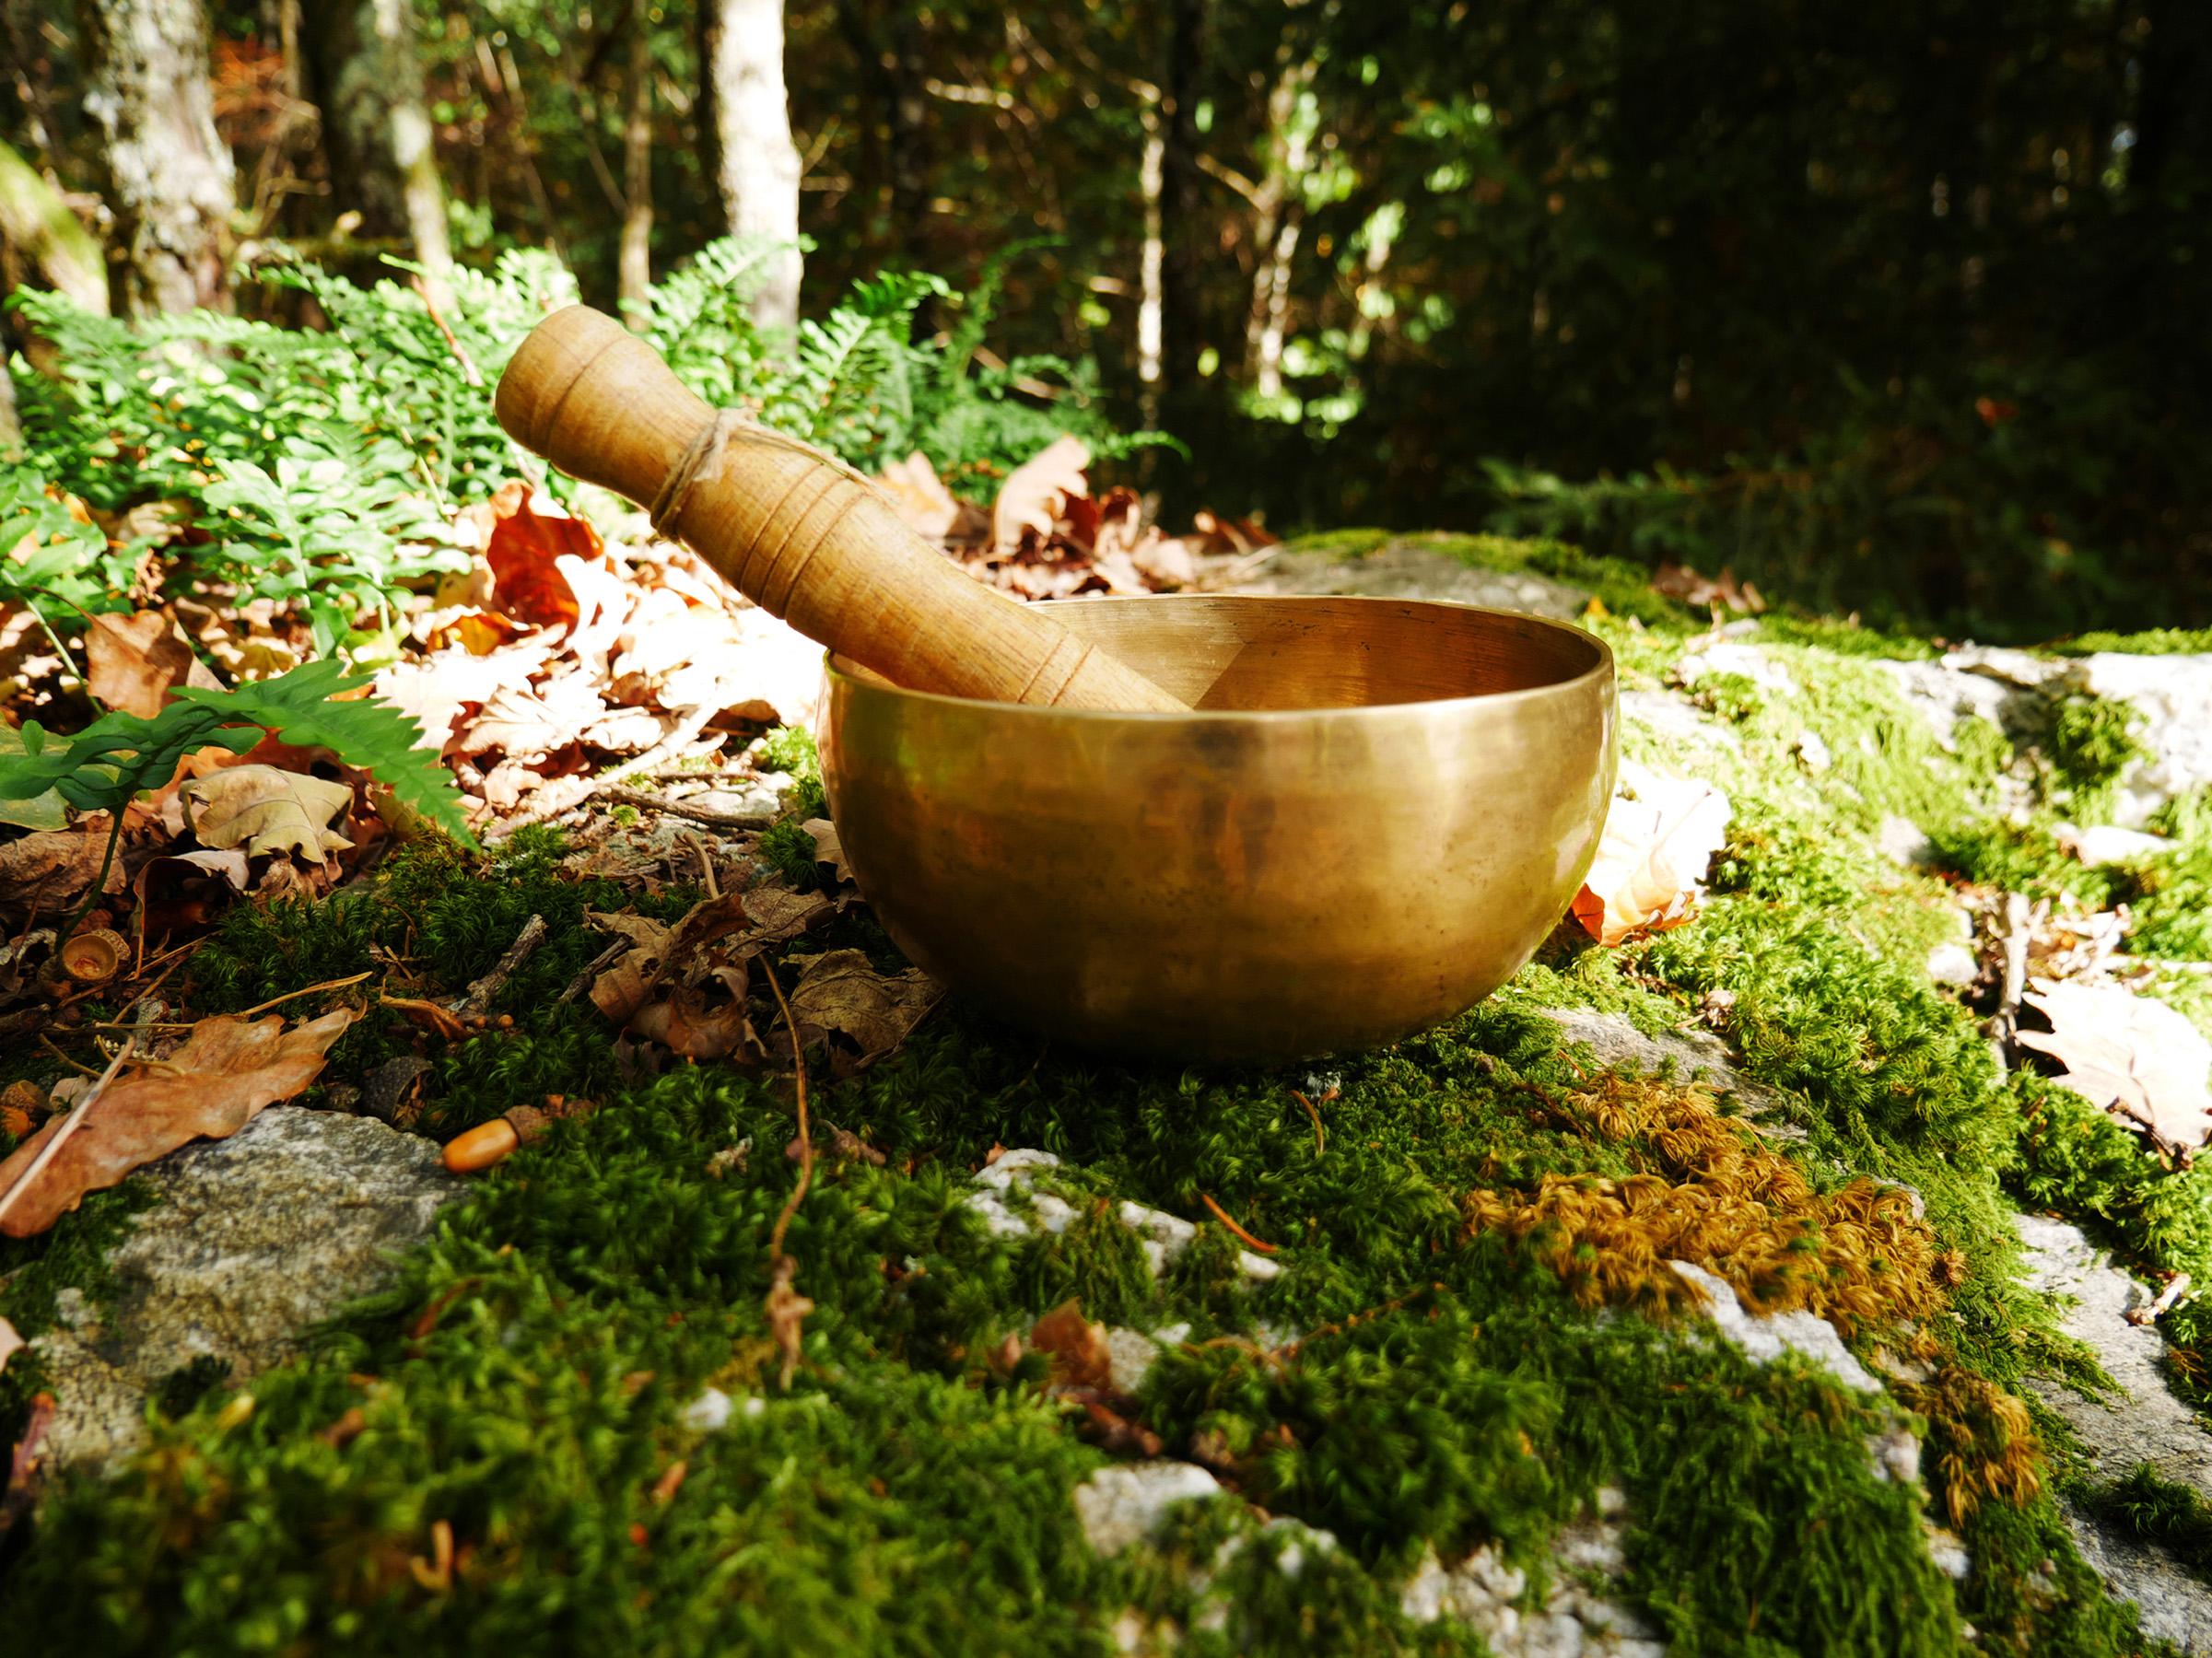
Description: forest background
4,0,2209,641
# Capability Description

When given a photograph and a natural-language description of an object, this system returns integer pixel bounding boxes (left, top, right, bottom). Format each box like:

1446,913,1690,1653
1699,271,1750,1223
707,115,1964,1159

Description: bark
1137,102,1165,414
298,0,453,303
1158,0,1208,392
0,138,110,312
699,0,803,335
1242,56,1315,399
618,20,655,319
76,0,236,315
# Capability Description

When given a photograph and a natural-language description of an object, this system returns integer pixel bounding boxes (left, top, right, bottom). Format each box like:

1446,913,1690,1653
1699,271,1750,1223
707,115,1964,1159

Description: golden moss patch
1465,1074,1948,1332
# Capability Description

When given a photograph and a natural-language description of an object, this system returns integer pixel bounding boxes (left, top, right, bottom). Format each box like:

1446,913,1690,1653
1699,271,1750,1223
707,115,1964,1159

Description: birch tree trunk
699,0,803,335
299,0,454,306
76,0,236,315
1136,100,1165,423
618,21,655,319
1243,57,1315,400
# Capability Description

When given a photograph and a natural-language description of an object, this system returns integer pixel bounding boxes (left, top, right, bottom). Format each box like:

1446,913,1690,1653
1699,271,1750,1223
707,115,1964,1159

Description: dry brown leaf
787,948,940,1074
1030,1299,1114,1394
800,819,850,883
992,435,1091,555
1652,561,1768,615
1571,765,1732,947
481,482,606,631
2019,980,2212,1153
183,765,356,859
628,988,755,1060
371,645,553,754
0,1009,356,1237
876,451,964,542
0,814,130,911
84,611,224,718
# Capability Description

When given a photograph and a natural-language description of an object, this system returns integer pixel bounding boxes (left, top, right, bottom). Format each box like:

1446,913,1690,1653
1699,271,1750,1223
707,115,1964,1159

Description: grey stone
2014,1213,2212,1500
964,1151,1278,1280
1619,687,1742,756
1668,1260,1882,1394
2015,1211,2212,1647
1878,814,1935,867
1399,1493,1666,1657
1073,1461,1224,1556
29,1107,463,1473
1233,540,1592,618
1539,1006,1790,1125
1926,942,1982,987
1879,648,2212,828
1675,641,1799,697
2062,1498,2212,1653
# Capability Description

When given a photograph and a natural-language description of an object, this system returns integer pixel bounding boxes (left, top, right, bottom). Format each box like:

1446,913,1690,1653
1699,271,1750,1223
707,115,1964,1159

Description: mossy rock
7,532,2212,1654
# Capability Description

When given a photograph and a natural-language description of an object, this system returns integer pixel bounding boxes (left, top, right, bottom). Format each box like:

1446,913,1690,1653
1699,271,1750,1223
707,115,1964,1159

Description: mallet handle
496,306,1185,712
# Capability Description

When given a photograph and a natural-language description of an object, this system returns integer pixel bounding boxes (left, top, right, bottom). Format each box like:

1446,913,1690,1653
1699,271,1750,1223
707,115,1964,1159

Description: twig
1992,892,2042,1062
1291,1089,1326,1158
412,274,484,389
451,915,547,1020
761,955,815,1392
488,706,720,841
0,1031,137,1231
87,969,374,1030
558,940,630,1006
602,786,775,831
680,831,720,899
1199,1192,1278,1255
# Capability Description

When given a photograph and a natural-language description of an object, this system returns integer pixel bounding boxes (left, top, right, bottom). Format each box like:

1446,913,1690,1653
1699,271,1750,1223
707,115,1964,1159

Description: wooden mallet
495,306,1186,712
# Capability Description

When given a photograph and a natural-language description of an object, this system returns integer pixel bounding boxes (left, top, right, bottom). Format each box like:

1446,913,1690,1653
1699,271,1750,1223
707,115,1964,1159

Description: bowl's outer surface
820,595,1617,1061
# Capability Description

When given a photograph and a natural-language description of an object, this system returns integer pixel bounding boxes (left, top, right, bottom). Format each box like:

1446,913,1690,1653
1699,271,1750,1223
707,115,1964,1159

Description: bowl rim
825,592,1615,721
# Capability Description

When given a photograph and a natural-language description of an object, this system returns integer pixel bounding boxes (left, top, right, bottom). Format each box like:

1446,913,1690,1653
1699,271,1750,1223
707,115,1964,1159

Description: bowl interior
835,594,1608,713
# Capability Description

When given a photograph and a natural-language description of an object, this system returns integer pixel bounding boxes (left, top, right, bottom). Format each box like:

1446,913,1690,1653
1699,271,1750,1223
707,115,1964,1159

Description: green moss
759,725,827,820
2010,1077,2212,1285
2086,1465,2212,1582
2050,628,2212,657
2050,694,2148,810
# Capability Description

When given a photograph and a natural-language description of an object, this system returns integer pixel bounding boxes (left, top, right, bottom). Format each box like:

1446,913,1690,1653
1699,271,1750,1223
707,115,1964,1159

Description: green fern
0,660,474,849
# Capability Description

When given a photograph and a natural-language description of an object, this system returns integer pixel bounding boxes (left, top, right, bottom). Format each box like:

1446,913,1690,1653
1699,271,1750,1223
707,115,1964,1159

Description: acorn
57,928,128,987
1,1079,49,1138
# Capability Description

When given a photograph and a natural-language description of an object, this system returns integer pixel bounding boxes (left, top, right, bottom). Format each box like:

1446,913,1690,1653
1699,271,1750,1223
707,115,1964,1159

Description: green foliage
0,660,474,847
0,461,133,621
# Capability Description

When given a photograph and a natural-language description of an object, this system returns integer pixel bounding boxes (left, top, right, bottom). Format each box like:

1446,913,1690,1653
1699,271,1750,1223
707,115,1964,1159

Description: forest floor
7,529,2212,1655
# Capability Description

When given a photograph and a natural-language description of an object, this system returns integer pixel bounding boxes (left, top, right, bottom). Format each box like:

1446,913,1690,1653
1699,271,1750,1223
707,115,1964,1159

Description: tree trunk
1243,56,1315,399
1137,101,1165,420
0,138,110,313
76,0,236,315
699,0,803,335
1158,0,1208,392
298,0,453,305
618,20,655,319
834,0,930,265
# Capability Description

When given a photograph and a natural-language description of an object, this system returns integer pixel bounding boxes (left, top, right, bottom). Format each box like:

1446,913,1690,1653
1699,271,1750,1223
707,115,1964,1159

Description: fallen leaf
786,948,940,1074
0,1009,356,1237
801,819,850,883
0,1315,20,1376
1571,765,1732,947
135,847,252,936
876,451,964,542
0,814,130,911
1651,561,1767,615
628,988,755,1060
183,765,356,859
992,435,1091,555
2019,980,2212,1153
482,483,605,631
1030,1299,1114,1394
84,611,223,718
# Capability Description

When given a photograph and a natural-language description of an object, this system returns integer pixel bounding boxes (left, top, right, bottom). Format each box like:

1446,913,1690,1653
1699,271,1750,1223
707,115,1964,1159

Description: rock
2058,823,2172,868
1073,1461,1224,1556
1878,814,1935,867
1879,648,2212,827
2014,1212,2212,1646
1675,641,1798,697
1105,1323,1187,1395
1926,942,1982,987
1668,1260,1881,1394
1232,538,1592,618
1539,1007,1792,1127
29,1107,463,1473
2061,1497,2212,1653
1399,1492,1667,1657
965,1151,1280,1281
1619,688,1742,756
2013,1213,2212,1499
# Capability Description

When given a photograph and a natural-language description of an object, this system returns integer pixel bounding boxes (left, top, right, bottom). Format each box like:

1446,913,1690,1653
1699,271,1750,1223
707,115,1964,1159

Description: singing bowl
818,595,1617,1062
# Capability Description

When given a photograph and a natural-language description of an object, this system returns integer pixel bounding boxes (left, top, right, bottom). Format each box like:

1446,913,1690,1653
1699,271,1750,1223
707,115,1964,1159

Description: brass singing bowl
819,595,1617,1062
